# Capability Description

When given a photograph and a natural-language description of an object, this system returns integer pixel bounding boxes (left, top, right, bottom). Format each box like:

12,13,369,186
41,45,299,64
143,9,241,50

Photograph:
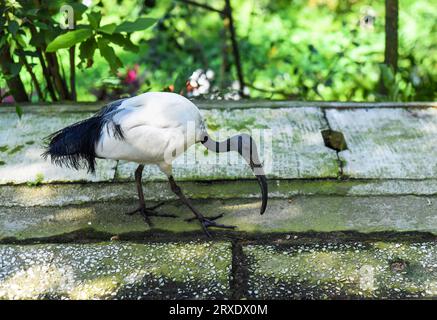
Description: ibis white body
43,91,268,222
95,92,205,175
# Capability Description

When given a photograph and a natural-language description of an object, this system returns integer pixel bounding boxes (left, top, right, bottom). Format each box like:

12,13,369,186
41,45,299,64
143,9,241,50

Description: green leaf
14,34,26,47
69,3,88,21
24,8,39,16
15,106,23,120
115,17,156,33
173,66,191,93
34,21,49,30
88,11,102,29
98,23,117,35
46,29,93,52
97,38,123,73
102,33,139,52
7,21,19,35
9,63,22,77
78,37,97,68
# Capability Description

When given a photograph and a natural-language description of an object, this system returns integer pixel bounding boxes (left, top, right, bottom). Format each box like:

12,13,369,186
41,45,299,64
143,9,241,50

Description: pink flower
123,65,139,84
2,95,15,103
125,69,137,84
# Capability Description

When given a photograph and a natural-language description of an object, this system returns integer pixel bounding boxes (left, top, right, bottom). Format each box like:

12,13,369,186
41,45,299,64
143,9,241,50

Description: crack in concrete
321,109,346,179
230,239,249,299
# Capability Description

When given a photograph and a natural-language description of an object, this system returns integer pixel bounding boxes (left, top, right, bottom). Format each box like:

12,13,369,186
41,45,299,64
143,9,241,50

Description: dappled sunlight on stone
54,207,96,224
69,276,119,300
12,184,57,206
0,243,232,299
0,264,75,299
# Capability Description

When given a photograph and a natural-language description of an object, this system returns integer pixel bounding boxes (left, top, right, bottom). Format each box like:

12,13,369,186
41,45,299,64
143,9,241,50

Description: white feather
95,92,205,173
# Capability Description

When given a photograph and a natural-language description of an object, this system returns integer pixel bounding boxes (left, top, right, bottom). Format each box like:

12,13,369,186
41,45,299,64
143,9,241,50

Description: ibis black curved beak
255,173,268,215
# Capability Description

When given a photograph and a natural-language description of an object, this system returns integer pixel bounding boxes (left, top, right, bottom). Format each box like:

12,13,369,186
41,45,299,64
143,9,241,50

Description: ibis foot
197,217,236,238
185,213,224,222
125,202,177,227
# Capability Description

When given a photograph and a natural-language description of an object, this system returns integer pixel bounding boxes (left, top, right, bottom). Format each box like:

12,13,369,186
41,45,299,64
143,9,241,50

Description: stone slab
116,107,339,181
1,196,437,241
245,242,437,299
0,112,116,184
0,242,231,299
326,108,437,179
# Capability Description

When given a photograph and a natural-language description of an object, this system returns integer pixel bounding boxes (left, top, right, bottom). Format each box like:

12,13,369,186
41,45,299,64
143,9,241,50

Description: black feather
42,99,126,173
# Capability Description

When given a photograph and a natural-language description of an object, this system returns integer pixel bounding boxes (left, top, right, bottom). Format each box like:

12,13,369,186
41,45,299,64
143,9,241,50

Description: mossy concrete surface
1,196,437,241
0,105,338,184
326,108,437,179
0,242,231,299
0,112,117,184
2,178,437,208
245,242,437,299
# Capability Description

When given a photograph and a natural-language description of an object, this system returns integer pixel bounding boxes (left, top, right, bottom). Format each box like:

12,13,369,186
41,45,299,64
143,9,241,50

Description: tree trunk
384,0,399,72
20,54,44,101
69,46,77,101
224,0,246,97
0,42,28,102
45,52,70,100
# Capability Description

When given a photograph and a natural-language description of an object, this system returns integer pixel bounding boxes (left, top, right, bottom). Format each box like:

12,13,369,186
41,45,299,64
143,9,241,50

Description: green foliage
46,8,156,74
15,105,22,119
115,17,156,33
27,173,44,187
46,29,93,52
1,0,435,102
0,0,156,102
97,38,122,73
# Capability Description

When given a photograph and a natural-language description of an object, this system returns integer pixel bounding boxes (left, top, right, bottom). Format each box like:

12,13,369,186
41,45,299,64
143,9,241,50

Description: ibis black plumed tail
42,99,126,173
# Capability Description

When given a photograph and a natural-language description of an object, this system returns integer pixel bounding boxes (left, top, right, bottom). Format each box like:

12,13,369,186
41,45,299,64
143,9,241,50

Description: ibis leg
168,175,236,237
126,164,176,226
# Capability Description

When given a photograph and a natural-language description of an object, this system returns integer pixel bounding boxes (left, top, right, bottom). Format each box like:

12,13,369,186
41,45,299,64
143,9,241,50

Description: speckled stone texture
245,242,437,299
0,242,232,300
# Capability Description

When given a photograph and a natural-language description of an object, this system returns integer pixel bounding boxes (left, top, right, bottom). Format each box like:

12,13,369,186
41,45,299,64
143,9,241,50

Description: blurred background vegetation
0,0,436,104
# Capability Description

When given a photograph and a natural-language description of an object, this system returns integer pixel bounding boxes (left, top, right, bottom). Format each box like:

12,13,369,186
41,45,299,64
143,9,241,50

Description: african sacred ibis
43,92,268,236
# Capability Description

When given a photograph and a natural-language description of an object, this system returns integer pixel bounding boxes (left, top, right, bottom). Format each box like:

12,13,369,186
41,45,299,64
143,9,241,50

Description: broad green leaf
14,34,26,47
46,29,93,52
7,21,19,35
97,38,123,73
98,23,117,35
78,37,98,67
115,17,156,33
102,33,139,52
6,0,22,10
88,11,102,29
69,3,88,21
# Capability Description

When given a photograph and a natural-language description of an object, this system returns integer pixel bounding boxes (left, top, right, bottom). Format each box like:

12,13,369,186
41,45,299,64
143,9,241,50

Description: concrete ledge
2,179,437,208
1,196,437,242
3,101,437,114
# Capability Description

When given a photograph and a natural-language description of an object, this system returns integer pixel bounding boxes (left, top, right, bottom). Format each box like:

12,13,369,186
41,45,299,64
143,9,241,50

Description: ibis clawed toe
42,92,268,237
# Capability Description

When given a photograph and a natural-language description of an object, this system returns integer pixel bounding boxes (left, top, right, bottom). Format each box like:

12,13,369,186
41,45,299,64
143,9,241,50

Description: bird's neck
201,134,240,153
